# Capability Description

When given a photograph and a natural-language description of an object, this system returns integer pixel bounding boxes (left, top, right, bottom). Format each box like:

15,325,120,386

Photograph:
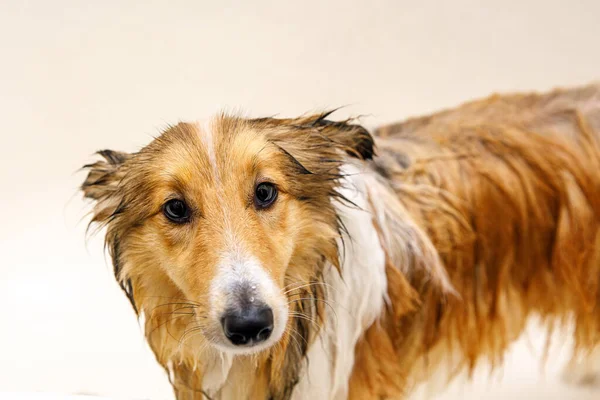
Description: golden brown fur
350,83,600,398
81,83,600,399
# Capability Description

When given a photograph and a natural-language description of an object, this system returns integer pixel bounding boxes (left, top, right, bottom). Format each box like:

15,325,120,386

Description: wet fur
82,84,600,399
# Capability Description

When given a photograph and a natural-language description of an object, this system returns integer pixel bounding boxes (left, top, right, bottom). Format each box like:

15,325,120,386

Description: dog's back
348,84,600,397
377,83,600,139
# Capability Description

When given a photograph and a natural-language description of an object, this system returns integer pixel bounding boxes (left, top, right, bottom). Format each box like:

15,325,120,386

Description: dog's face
122,120,297,355
82,114,373,356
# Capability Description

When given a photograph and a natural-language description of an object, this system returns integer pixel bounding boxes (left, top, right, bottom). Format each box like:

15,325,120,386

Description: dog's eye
163,199,191,223
254,182,278,209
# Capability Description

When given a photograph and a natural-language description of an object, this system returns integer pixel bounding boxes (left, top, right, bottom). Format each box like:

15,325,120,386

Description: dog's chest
291,165,388,399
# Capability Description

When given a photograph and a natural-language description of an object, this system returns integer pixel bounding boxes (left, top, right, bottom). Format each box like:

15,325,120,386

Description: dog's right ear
81,150,130,224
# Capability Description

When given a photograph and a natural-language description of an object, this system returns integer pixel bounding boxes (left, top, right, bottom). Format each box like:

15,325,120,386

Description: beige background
1,0,599,399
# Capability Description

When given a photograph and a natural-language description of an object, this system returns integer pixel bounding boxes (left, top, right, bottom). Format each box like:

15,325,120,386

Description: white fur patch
198,119,219,181
210,251,278,303
201,349,233,396
292,162,388,399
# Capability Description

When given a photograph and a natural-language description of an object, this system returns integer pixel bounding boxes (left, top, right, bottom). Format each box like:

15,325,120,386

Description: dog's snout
221,305,274,346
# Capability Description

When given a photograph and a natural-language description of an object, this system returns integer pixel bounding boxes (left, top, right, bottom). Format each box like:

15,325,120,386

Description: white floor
1,1,599,399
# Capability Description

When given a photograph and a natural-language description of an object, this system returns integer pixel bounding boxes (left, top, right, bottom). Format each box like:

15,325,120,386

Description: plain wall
0,1,598,398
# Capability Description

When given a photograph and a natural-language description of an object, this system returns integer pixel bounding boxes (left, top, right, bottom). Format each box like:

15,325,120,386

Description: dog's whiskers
289,311,321,330
282,281,336,295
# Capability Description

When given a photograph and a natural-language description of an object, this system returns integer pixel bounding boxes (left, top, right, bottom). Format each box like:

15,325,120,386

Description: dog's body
82,84,600,399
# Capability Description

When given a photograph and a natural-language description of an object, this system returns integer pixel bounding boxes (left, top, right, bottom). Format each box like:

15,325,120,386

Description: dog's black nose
222,306,274,345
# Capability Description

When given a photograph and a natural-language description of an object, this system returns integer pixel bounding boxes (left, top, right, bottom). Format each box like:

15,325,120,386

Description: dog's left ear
81,149,130,224
300,112,375,160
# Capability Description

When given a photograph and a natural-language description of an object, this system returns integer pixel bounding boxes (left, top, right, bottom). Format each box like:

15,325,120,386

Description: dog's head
82,113,373,356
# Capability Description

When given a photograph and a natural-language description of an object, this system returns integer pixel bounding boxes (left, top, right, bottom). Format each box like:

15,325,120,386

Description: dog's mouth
214,336,278,355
